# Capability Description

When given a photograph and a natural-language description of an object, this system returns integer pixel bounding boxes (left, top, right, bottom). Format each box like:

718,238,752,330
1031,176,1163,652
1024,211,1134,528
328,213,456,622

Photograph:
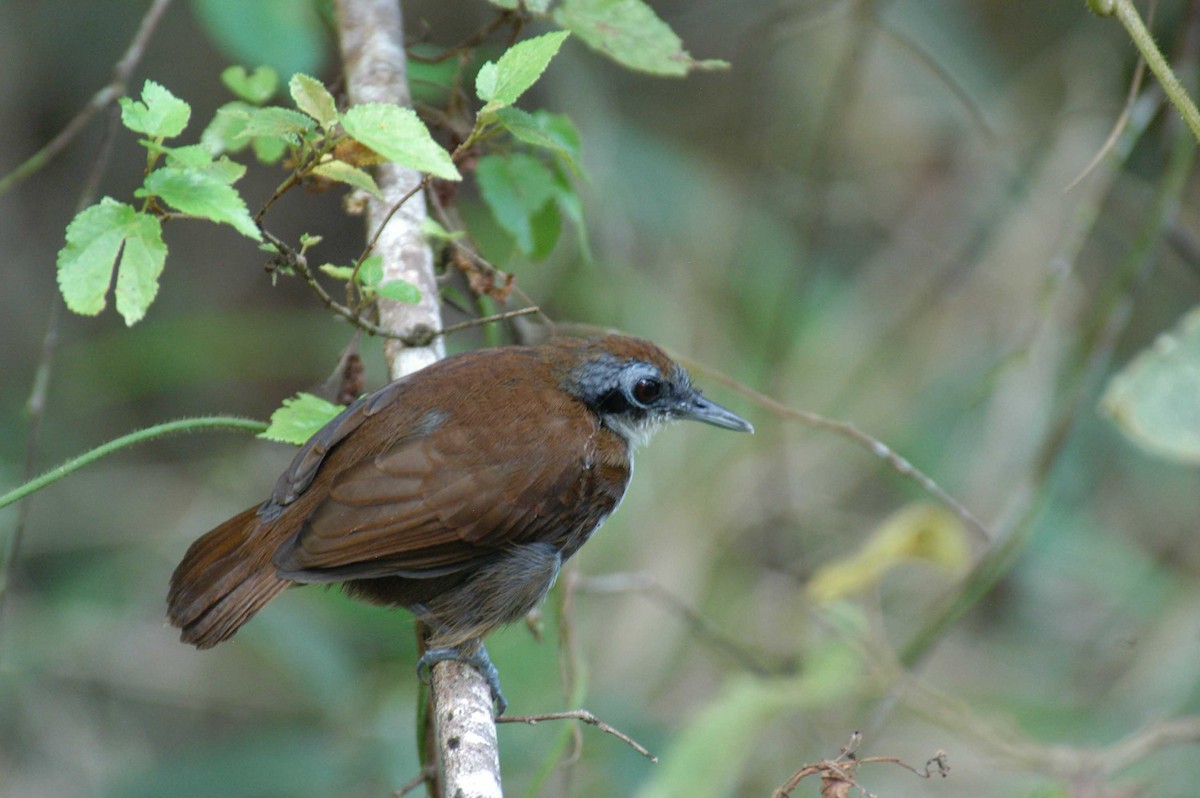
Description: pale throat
601,412,667,450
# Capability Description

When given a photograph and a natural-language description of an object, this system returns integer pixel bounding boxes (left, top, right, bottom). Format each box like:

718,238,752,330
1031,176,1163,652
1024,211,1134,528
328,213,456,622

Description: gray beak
676,392,754,433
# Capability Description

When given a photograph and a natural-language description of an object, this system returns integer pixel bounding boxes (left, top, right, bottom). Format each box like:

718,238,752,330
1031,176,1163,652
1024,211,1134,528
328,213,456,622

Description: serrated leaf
312,160,382,198
142,166,260,239
290,73,338,128
476,31,570,112
221,65,279,105
806,504,969,603
340,103,461,180
475,63,499,104
119,80,190,138
56,198,167,325
476,153,558,254
161,143,215,169
554,0,729,76
1101,306,1200,465
201,103,292,164
376,279,421,303
259,392,346,445
201,101,255,155
494,107,581,173
236,106,317,143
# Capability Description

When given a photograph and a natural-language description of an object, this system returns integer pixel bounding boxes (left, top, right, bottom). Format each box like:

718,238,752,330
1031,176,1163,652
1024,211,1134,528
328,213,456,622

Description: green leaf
527,199,562,260
201,101,254,154
554,0,729,76
202,102,294,164
252,135,289,163
340,103,460,180
318,263,355,281
311,160,382,198
159,143,214,169
141,166,260,239
493,107,581,172
56,198,167,325
359,253,384,286
375,279,421,303
475,153,558,254
119,80,191,138
237,106,318,143
220,65,279,105
550,163,592,261
192,0,327,79
290,73,339,128
476,31,570,112
259,393,346,445
638,642,861,798
421,217,465,242
1101,306,1200,465
407,47,460,106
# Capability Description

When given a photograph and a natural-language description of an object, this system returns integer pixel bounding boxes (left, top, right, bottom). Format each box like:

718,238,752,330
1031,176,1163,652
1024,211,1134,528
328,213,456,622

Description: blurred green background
3,1,1200,796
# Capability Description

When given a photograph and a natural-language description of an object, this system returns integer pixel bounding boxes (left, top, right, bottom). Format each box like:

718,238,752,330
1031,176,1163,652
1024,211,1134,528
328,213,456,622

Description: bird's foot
417,644,508,716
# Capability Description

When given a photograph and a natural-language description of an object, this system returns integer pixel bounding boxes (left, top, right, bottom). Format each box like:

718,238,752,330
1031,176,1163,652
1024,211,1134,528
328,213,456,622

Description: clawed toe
415,645,508,716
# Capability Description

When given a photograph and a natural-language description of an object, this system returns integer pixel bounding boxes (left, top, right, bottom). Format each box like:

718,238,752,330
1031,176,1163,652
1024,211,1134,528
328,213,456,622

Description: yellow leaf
806,503,969,603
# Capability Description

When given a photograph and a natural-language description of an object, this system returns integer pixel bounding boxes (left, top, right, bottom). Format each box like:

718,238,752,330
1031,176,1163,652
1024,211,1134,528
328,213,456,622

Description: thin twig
1066,0,1156,192
773,732,948,798
1,0,175,652
438,306,540,336
356,177,431,276
391,766,435,797
684,363,993,544
497,709,658,763
0,0,174,196
876,21,995,142
572,571,779,676
407,10,519,64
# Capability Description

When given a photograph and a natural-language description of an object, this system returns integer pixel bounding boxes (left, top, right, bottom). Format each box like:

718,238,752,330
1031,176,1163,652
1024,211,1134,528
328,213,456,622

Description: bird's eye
631,377,663,406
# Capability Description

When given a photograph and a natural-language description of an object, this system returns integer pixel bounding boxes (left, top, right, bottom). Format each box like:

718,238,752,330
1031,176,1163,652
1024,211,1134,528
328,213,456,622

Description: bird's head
553,336,754,447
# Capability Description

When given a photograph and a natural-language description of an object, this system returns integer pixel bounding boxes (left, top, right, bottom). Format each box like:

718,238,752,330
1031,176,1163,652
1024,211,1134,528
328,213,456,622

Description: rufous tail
167,506,289,648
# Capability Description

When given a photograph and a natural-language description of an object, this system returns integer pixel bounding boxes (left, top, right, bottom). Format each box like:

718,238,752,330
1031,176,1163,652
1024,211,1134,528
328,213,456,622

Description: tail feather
167,506,289,649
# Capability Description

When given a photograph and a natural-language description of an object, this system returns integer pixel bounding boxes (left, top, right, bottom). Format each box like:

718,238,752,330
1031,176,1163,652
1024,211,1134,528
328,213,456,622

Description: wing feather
273,396,604,582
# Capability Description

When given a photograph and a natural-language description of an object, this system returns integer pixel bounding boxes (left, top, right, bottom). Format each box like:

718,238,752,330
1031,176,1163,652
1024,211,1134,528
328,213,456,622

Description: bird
167,334,753,713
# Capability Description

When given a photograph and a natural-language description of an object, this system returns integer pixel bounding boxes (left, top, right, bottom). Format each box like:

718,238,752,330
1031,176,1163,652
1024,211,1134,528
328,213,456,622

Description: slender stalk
0,417,268,511
1097,0,1200,143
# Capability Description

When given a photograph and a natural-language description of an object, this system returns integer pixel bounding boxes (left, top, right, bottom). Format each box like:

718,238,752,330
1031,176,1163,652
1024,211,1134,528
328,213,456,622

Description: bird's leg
417,642,508,716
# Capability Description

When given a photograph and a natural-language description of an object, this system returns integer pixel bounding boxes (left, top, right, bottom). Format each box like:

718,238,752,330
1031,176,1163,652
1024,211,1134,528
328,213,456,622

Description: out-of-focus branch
0,0,174,197
1,0,175,651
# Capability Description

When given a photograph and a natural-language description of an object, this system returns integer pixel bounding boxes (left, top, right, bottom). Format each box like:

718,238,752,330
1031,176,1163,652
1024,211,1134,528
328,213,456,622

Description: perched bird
167,335,752,712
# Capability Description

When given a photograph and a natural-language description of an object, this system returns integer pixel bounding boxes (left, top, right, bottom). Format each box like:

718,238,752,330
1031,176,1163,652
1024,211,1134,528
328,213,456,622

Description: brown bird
167,335,752,712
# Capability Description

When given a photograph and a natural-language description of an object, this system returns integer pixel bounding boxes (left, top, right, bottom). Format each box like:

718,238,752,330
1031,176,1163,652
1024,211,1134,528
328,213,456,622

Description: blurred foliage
3,1,1200,797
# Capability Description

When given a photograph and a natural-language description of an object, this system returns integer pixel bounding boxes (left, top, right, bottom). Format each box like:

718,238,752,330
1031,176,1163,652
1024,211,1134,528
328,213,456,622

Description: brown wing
273,396,606,583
